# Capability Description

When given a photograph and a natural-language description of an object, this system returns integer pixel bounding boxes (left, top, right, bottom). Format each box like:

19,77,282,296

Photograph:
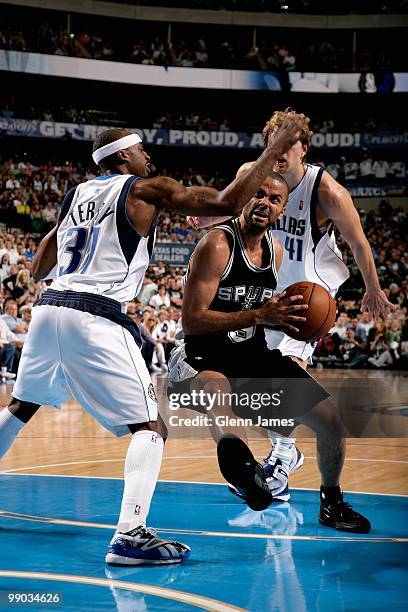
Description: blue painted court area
0,475,406,611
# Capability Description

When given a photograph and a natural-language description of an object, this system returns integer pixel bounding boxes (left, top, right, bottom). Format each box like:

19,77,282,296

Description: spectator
0,316,23,378
12,269,35,306
367,318,390,364
340,327,367,369
359,152,373,180
355,312,374,345
167,277,183,308
343,159,359,181
0,254,11,284
372,159,390,179
0,238,18,264
149,285,171,312
142,311,167,373
138,277,158,307
331,313,350,340
2,300,27,335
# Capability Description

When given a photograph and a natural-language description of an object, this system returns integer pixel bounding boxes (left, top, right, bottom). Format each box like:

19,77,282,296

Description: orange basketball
282,281,337,342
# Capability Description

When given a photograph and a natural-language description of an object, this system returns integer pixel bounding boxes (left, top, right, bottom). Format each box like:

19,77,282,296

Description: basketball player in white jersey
188,107,394,503
0,114,307,565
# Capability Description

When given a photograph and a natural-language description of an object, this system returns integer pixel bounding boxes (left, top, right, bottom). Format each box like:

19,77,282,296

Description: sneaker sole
318,518,371,534
218,435,272,511
105,553,183,565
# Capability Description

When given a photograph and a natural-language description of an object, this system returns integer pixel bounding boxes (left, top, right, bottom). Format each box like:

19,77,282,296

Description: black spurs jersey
185,217,278,353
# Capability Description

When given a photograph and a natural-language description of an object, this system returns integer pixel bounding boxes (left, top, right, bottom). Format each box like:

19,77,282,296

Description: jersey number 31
58,226,100,276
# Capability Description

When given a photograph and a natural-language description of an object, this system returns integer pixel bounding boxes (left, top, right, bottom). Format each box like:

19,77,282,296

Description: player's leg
296,396,371,533
263,331,312,500
195,370,272,511
59,310,189,565
0,398,40,459
106,414,190,565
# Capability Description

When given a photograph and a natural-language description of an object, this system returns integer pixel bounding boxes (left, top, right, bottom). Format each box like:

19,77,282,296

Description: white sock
268,436,296,471
117,430,164,534
0,408,25,459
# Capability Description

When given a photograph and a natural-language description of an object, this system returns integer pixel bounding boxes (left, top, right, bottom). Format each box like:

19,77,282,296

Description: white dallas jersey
270,164,349,294
51,174,155,309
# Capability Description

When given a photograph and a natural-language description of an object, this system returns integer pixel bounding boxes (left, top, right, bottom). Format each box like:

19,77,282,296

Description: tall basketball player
188,107,394,503
169,172,370,533
0,113,306,565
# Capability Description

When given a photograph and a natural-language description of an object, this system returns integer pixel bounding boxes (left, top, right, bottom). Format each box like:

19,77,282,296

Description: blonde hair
262,107,312,160
15,269,31,288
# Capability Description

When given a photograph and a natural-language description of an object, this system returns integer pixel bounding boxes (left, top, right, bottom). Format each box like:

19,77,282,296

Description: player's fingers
279,294,305,306
282,303,308,313
286,315,307,322
274,291,286,301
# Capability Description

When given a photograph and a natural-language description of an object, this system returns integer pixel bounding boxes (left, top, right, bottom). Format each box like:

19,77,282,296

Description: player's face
272,139,307,174
122,143,151,177
243,179,287,231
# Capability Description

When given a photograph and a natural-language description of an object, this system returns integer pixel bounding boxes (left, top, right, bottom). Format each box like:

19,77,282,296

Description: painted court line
1,472,407,497
0,571,243,612
2,454,407,474
0,509,406,543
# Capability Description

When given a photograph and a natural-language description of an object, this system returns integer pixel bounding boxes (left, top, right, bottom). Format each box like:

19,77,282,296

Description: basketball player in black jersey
170,172,371,532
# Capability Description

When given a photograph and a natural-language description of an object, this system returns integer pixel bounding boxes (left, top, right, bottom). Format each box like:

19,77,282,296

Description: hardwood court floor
1,370,407,495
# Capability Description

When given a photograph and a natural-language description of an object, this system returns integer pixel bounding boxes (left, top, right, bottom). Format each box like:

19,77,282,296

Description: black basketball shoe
217,434,273,511
319,492,371,534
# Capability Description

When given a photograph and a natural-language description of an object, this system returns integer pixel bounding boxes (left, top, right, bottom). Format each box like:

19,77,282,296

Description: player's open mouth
252,208,268,220
277,157,286,164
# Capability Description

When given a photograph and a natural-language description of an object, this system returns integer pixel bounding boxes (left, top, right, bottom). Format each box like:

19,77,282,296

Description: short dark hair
268,171,289,194
92,128,131,170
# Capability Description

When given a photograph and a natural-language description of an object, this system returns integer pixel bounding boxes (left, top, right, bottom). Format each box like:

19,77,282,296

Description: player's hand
266,112,310,158
257,291,308,334
361,288,396,316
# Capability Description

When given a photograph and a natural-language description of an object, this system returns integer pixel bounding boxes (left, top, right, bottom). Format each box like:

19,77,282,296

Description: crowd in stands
314,155,406,182
2,98,406,137
0,12,404,71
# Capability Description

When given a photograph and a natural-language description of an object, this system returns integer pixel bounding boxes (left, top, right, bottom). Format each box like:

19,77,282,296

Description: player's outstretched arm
186,162,260,230
32,224,58,281
183,231,306,336
134,112,307,221
318,172,394,315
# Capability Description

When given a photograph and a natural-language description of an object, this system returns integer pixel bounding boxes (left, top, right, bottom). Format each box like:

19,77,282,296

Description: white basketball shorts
265,329,316,362
13,304,158,436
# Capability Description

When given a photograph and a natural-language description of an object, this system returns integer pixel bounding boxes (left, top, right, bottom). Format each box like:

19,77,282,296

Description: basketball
282,281,337,342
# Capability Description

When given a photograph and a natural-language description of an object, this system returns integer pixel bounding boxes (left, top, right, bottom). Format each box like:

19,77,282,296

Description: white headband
92,133,142,164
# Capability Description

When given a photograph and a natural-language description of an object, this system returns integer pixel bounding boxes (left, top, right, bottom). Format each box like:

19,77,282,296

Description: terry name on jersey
68,200,113,226
218,285,274,306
